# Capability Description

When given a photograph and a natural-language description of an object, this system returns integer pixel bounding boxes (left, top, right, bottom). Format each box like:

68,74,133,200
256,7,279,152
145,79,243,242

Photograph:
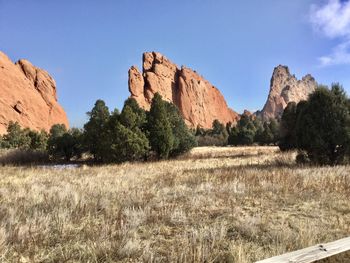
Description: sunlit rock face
260,65,317,120
0,51,69,134
128,52,239,128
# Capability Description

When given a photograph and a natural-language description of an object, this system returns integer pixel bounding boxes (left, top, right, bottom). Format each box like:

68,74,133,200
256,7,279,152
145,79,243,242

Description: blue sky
1,0,350,127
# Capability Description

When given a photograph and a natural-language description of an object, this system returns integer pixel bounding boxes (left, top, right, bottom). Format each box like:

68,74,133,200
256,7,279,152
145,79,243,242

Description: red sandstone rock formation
260,65,317,119
0,51,69,134
128,52,239,128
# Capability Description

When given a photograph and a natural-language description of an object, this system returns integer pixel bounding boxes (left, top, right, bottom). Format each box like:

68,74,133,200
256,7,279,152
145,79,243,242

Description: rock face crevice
128,52,239,128
259,65,317,120
0,51,69,134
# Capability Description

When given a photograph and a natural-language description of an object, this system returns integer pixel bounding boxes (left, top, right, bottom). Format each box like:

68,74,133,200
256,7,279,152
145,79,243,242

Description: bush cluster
196,115,279,146
0,121,48,150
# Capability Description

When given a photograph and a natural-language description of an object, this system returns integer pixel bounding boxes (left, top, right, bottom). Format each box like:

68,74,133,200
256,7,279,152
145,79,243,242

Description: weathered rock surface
128,52,239,128
0,51,69,134
260,65,317,119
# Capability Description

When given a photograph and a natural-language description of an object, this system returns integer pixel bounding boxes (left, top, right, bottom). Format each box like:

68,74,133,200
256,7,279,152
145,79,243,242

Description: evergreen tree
28,130,49,150
212,119,226,136
269,118,280,145
122,98,147,129
261,122,274,145
104,119,149,162
147,93,174,159
84,100,110,161
164,101,197,156
237,128,255,145
279,102,297,151
101,101,150,163
47,127,84,161
228,126,239,145
2,121,31,149
295,84,350,165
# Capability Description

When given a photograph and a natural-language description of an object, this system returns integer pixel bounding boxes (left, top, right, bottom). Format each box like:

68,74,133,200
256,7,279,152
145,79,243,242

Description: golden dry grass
0,146,349,262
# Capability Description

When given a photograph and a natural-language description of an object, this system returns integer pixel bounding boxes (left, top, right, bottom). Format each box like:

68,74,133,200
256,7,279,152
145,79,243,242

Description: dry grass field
0,146,350,262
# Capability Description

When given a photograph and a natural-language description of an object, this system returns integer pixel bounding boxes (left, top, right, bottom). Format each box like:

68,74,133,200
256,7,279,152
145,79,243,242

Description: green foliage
103,117,149,163
237,128,255,145
295,84,350,165
121,98,147,130
228,126,239,145
197,120,228,146
147,93,175,159
226,113,279,146
260,122,274,145
27,130,49,151
279,102,297,151
164,101,197,156
228,115,256,146
211,119,226,136
2,121,31,149
269,119,279,143
84,100,110,161
99,102,150,163
47,126,84,161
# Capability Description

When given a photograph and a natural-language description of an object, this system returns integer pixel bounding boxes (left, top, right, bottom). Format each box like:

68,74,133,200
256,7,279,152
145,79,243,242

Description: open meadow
0,146,349,262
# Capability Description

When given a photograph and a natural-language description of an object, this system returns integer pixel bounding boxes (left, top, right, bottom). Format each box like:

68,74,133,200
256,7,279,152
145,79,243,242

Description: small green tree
228,126,239,145
269,118,280,145
147,93,174,159
279,102,297,151
295,84,350,165
122,98,147,129
84,100,110,161
100,101,150,163
47,124,67,159
261,122,274,145
164,101,197,156
104,119,150,163
227,115,256,146
48,125,84,161
254,125,265,145
212,119,226,135
28,130,49,150
237,128,255,145
2,121,31,149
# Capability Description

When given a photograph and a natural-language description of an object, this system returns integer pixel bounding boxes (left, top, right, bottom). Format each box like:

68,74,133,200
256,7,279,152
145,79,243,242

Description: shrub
47,125,83,161
295,84,350,165
101,105,150,163
2,121,31,149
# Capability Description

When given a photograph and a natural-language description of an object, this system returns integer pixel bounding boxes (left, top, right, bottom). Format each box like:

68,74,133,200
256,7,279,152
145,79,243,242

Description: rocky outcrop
260,65,317,119
128,52,239,128
0,51,69,134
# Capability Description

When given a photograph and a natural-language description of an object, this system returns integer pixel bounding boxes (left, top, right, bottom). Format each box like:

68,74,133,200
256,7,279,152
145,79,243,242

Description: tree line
195,115,279,146
0,93,197,162
2,84,349,166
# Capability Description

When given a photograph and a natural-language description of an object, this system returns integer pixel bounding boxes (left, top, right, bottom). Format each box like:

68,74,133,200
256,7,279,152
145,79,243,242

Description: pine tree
84,100,110,161
279,102,297,151
147,93,174,159
295,84,350,165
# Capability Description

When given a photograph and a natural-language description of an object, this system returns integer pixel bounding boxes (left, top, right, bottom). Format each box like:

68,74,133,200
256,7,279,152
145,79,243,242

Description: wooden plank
256,236,350,263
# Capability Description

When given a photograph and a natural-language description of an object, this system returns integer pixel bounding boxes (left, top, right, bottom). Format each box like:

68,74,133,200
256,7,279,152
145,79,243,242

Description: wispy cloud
310,0,350,66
